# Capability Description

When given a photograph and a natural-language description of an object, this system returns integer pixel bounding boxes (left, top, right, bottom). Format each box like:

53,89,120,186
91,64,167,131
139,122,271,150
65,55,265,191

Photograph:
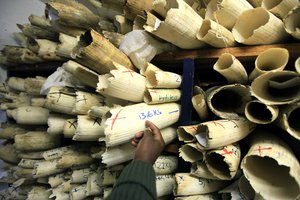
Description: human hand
131,120,165,164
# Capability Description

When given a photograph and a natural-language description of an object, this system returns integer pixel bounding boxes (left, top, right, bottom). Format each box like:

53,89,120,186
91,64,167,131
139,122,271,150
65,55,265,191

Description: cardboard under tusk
63,60,99,89
156,175,175,198
192,86,209,121
241,130,300,200
179,143,204,163
144,0,205,49
206,84,251,119
245,100,279,124
283,5,300,40
262,0,299,19
249,47,289,82
213,53,248,84
174,173,228,196
251,71,300,105
232,7,289,45
154,156,178,175
197,19,236,48
196,118,256,150
97,69,146,102
14,131,61,151
205,143,241,180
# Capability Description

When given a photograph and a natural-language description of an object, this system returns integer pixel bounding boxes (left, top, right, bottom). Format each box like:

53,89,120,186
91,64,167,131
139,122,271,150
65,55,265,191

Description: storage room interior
0,0,299,199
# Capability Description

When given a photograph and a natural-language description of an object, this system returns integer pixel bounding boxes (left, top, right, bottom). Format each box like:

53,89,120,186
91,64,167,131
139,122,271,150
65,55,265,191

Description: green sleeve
105,160,157,200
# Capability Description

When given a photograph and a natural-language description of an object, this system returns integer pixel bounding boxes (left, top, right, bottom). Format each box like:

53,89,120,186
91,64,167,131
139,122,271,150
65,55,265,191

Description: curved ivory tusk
144,0,205,49
7,77,26,92
232,7,289,45
13,167,34,179
154,156,178,175
72,29,134,74
205,0,253,30
140,62,163,77
48,172,68,188
179,143,204,163
50,180,80,195
0,124,27,139
17,150,44,160
46,1,99,29
42,144,84,160
24,77,46,95
104,102,180,147
205,143,241,180
56,33,79,58
174,194,221,200
69,184,88,200
71,168,93,184
156,175,175,198
251,71,300,105
33,159,65,178
97,69,146,102
0,143,20,164
88,106,110,118
28,14,51,28
87,0,124,20
241,130,300,200
245,100,279,124
27,186,51,200
63,60,99,89
197,19,236,48
190,161,219,180
56,151,94,169
295,57,300,73
174,173,228,196
196,118,256,150
63,118,77,138
146,70,182,89
144,88,181,104
206,84,251,119
102,31,125,48
13,32,29,48
48,113,73,135
192,86,209,121
35,39,63,61
14,131,61,151
249,47,289,82
262,0,299,19
45,86,77,115
213,53,248,84
283,5,300,40
18,159,42,169
247,0,263,7
86,172,102,196
73,115,104,141
275,102,300,140
31,97,46,107
74,90,104,115
177,124,198,143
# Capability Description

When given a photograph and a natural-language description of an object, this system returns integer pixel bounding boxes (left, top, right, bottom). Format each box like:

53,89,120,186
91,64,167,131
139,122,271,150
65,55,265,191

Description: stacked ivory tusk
1,0,300,199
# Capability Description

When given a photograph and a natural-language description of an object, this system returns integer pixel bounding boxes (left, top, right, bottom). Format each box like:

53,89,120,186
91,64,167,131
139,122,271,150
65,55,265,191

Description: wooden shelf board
153,43,300,65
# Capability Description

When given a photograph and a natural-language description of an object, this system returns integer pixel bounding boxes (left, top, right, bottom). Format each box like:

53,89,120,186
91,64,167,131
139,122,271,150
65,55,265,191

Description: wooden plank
154,43,300,64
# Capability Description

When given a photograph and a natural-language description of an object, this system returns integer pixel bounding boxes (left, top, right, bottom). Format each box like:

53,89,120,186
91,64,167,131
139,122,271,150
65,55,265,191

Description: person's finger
146,120,164,142
131,131,144,146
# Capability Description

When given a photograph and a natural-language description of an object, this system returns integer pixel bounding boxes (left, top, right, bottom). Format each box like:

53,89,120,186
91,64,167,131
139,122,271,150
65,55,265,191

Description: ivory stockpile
0,0,299,200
